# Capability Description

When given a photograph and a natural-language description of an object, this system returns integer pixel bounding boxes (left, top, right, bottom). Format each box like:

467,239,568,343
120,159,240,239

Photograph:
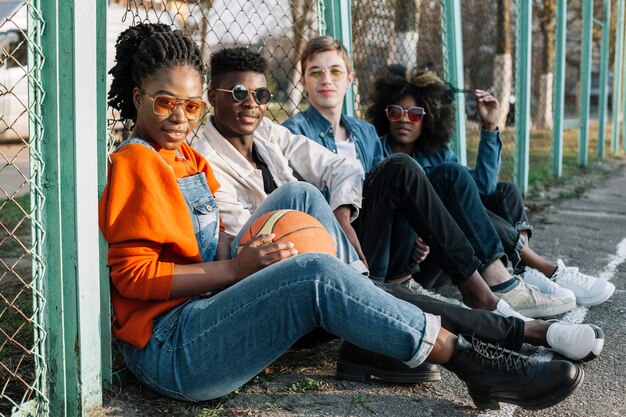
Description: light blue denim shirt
282,105,384,174
381,128,502,196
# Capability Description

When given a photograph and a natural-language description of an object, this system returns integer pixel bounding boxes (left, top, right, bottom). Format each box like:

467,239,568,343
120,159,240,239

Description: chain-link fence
0,1,47,415
107,0,321,150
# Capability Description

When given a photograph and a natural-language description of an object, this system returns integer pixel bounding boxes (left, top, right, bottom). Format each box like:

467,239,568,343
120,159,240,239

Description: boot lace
471,337,534,375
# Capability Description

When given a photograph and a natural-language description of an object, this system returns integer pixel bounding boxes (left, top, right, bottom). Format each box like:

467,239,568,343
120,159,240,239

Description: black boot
336,341,441,383
443,334,584,410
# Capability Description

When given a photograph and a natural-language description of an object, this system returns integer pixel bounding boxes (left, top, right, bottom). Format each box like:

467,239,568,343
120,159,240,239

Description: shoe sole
469,365,584,410
509,297,577,318
336,361,442,384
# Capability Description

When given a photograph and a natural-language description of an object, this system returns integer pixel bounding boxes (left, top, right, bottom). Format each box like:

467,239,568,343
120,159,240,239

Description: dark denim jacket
381,128,502,196
282,105,384,174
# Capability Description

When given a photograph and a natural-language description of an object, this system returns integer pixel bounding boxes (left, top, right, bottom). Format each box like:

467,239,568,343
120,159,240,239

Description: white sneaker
553,259,616,306
402,279,461,305
522,267,576,302
546,320,604,361
494,278,576,318
461,299,533,322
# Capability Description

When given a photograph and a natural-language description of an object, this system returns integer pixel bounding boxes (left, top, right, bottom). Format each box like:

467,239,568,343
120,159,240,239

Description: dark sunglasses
385,105,426,123
144,93,207,120
215,84,273,105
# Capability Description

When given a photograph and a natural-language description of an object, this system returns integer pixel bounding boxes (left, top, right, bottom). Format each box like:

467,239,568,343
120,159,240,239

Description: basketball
237,209,335,255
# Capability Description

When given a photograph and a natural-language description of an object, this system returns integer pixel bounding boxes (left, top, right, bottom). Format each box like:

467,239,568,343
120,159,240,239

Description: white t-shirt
335,139,363,174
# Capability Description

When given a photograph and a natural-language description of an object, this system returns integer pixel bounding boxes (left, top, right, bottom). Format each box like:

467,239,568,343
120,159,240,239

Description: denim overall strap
113,137,220,262
177,173,220,262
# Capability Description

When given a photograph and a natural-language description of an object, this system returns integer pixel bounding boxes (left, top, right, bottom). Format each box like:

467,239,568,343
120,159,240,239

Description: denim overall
114,138,219,261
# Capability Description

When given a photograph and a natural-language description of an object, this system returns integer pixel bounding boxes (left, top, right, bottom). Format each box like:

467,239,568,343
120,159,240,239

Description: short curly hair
209,47,267,87
107,22,206,121
366,65,456,155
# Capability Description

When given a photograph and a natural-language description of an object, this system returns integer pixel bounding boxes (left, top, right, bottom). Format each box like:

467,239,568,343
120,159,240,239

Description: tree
534,0,557,129
391,1,422,71
284,0,316,114
493,0,513,128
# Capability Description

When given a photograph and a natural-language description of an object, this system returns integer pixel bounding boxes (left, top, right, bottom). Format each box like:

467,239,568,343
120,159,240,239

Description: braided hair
108,22,207,121
366,65,456,155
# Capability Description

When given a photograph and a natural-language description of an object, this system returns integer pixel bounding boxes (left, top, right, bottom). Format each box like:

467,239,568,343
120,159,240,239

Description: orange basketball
237,209,335,255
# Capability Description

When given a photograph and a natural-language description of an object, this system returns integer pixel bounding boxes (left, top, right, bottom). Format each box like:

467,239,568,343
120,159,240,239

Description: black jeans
353,154,481,283
380,282,525,351
482,181,534,269
297,281,525,351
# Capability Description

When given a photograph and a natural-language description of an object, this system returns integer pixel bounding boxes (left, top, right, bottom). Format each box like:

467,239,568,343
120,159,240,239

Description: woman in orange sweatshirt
98,22,583,409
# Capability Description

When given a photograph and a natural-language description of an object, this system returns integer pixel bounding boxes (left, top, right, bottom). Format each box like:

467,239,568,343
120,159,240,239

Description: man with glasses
191,45,604,386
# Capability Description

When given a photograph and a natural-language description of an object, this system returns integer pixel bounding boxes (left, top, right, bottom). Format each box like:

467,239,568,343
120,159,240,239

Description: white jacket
192,117,364,238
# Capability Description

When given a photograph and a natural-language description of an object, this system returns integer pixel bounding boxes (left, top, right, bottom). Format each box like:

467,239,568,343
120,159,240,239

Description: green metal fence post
552,0,567,178
612,0,625,154
597,0,611,158
514,0,532,194
441,0,467,165
319,0,355,117
623,21,626,153
97,1,112,389
40,0,105,414
578,0,593,166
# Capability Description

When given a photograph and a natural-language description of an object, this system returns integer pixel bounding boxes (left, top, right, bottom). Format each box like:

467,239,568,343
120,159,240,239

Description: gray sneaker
402,279,461,305
494,278,576,318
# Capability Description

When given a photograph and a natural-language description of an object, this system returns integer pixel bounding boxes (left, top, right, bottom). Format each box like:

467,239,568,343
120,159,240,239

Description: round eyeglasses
144,93,207,121
215,84,273,105
385,105,426,123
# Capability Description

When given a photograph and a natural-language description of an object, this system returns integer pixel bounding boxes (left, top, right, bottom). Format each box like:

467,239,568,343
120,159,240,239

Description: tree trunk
492,0,512,128
390,0,421,71
493,54,513,128
285,0,314,115
536,73,554,129
534,0,556,128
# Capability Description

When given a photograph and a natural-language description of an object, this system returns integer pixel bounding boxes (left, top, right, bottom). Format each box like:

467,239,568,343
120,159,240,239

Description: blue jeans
231,182,367,274
118,182,439,401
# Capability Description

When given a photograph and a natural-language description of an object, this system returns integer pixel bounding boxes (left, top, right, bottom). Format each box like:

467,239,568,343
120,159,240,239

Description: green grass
0,194,31,256
287,377,333,393
466,121,622,196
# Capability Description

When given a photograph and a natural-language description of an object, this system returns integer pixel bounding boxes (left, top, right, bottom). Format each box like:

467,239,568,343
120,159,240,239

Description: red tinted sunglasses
385,105,426,123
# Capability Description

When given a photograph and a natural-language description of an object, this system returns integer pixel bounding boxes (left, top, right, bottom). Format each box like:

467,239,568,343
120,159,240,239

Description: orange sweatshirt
98,141,221,348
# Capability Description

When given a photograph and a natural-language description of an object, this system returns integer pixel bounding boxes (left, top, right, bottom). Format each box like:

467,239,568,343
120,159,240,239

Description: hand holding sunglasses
385,105,426,123
215,84,273,105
